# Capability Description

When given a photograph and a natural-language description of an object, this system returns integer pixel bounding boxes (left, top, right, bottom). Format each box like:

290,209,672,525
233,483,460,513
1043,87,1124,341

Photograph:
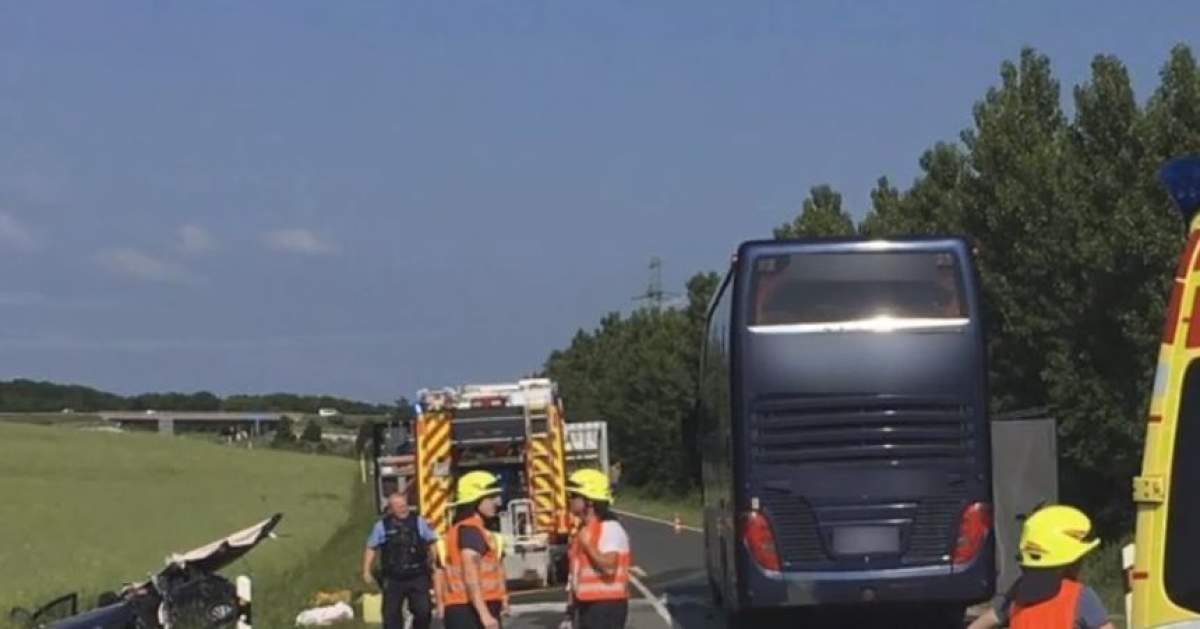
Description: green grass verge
614,485,701,528
0,422,356,619
252,476,378,628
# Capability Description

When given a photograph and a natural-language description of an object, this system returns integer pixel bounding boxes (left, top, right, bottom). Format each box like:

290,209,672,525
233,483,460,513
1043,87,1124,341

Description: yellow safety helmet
454,470,502,505
567,468,613,503
1017,504,1101,568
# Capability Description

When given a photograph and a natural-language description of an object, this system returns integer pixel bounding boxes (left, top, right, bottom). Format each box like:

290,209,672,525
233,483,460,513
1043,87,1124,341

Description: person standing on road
362,491,439,629
434,530,508,621
564,468,631,629
967,504,1114,629
442,470,507,629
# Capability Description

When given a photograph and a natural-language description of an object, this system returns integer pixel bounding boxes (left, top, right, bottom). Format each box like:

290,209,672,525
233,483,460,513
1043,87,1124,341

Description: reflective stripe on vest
1011,578,1083,629
569,519,631,602
442,514,506,606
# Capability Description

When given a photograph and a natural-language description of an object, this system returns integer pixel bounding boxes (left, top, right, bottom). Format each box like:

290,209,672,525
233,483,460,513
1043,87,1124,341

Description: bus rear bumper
743,560,994,609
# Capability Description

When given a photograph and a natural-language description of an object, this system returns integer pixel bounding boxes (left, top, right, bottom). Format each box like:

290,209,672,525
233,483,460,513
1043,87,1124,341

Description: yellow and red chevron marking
528,436,557,533
547,404,569,534
417,411,453,536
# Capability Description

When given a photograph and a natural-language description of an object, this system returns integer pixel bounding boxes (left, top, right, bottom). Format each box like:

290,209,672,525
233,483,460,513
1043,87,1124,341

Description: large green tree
545,44,1200,535
774,184,856,238
546,272,718,493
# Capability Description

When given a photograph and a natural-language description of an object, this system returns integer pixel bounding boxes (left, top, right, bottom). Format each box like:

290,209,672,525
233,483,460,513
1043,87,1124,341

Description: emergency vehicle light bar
1160,154,1200,226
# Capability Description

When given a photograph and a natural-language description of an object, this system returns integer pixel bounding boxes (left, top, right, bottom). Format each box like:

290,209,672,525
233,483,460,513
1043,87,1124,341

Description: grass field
256,479,379,628
614,486,702,528
0,421,362,622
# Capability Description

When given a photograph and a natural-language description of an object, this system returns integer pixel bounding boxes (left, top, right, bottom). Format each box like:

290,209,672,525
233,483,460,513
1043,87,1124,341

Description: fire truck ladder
525,401,568,536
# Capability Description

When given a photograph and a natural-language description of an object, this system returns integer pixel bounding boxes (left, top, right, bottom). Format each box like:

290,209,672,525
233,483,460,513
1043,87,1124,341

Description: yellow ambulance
1132,154,1200,627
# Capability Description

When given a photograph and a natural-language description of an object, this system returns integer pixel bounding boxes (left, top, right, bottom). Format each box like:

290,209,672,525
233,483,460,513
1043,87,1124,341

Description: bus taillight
742,510,782,572
952,502,992,566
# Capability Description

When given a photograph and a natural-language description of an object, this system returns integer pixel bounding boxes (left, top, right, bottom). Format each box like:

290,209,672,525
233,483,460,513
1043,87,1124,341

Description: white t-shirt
569,521,630,592
597,520,630,554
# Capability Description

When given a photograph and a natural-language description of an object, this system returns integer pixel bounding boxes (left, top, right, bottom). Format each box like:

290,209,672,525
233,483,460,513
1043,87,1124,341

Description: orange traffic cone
673,514,682,534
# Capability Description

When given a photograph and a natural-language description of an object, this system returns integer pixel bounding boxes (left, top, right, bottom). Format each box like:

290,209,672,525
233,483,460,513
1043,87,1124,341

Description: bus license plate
832,526,899,555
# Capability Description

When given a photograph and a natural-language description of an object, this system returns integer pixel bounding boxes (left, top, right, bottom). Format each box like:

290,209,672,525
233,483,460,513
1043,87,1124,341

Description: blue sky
0,2,1196,402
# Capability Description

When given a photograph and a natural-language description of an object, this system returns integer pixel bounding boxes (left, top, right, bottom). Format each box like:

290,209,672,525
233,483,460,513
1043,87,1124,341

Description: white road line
613,509,703,533
508,585,562,598
508,601,570,615
507,564,678,627
630,568,677,628
643,570,707,591
507,599,665,616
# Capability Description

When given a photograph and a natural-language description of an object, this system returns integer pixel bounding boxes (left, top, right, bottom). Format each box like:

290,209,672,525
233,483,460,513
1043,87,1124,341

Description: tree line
0,378,391,415
544,44,1200,536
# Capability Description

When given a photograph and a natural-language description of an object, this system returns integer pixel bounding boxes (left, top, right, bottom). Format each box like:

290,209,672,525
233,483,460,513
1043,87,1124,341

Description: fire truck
370,378,575,587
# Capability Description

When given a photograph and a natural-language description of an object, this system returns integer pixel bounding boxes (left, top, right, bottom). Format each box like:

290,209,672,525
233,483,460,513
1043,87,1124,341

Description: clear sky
0,2,1195,402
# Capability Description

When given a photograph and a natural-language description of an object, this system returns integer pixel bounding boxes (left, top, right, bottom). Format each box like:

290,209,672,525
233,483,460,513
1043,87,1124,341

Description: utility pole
633,256,678,310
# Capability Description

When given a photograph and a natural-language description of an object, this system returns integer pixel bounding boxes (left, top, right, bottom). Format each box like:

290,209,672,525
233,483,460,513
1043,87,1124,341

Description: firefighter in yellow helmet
564,468,631,629
441,471,506,629
968,504,1114,629
435,531,507,620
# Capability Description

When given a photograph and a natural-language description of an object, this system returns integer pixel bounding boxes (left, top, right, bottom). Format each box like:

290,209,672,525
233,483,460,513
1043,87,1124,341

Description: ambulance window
1166,361,1200,612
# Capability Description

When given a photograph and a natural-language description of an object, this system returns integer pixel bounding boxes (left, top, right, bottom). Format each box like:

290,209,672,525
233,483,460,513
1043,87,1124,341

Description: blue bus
698,236,994,625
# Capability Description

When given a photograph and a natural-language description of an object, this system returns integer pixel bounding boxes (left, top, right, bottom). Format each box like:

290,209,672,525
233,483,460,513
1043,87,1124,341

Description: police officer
968,504,1114,629
442,471,507,629
363,491,439,629
565,469,631,629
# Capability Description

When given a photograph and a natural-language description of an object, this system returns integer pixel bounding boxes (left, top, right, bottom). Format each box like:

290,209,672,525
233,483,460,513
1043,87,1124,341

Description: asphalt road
498,512,977,629
499,511,711,629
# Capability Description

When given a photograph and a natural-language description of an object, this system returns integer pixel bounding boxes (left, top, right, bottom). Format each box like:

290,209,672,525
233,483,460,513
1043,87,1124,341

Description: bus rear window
749,251,967,326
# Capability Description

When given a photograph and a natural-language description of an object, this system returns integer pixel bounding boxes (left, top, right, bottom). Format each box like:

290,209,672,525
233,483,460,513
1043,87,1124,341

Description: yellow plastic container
360,593,382,625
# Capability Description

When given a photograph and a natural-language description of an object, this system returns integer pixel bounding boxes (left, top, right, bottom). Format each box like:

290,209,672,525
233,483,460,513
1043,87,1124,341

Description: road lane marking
614,509,703,533
630,566,677,628
508,602,569,615
642,570,707,591
508,599,664,616
509,585,563,598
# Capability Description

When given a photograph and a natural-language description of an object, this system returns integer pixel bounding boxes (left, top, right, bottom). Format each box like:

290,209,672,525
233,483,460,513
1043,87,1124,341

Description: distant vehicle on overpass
697,236,994,626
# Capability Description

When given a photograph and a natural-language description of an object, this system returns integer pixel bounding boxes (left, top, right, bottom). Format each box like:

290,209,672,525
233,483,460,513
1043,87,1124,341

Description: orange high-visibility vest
1011,578,1083,629
569,519,631,602
442,514,506,606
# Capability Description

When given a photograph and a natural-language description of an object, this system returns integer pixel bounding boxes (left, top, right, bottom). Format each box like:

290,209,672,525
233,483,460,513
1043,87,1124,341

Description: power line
632,256,680,309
